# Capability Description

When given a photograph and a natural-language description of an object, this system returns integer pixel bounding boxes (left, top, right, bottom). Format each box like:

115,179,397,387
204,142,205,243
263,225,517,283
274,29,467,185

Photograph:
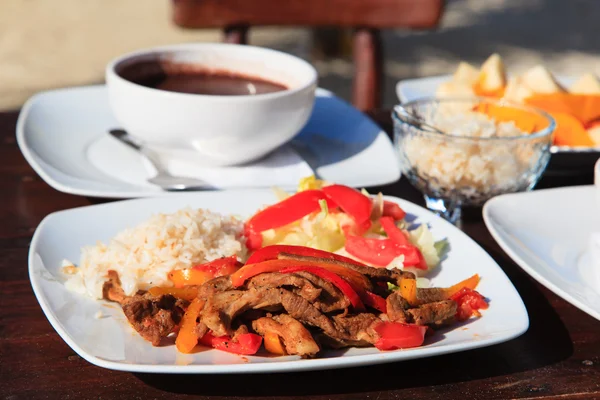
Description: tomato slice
382,201,407,221
373,322,427,350
450,288,488,321
344,235,424,268
245,190,337,250
380,216,410,246
199,332,263,355
280,265,365,311
246,245,365,266
322,185,372,225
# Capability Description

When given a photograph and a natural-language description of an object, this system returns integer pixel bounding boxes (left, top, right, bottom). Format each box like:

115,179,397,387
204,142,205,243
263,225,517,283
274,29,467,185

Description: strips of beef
104,254,483,356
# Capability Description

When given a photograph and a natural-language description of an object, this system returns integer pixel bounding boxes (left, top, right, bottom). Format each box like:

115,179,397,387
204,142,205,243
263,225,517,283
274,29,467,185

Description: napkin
148,145,315,189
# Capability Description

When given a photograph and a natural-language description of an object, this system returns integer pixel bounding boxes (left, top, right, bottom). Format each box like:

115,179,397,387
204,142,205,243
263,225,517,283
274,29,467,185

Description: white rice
63,208,247,299
402,111,540,203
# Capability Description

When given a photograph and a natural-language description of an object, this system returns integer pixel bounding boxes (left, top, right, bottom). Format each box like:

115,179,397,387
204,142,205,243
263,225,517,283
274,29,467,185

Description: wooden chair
171,0,444,111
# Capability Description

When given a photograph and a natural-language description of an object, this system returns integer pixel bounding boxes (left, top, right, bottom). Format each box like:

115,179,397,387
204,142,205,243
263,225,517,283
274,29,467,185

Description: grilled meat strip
252,314,320,356
102,270,188,346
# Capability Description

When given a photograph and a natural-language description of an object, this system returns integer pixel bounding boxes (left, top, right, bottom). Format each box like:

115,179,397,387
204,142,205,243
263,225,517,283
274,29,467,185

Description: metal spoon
393,105,443,133
108,129,213,191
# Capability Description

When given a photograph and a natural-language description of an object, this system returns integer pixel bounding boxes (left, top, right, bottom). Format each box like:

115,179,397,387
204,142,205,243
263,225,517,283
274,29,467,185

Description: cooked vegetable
231,258,371,291
246,244,365,266
450,288,488,321
169,256,240,288
199,332,263,355
264,332,287,355
148,286,199,301
374,322,427,350
175,298,204,353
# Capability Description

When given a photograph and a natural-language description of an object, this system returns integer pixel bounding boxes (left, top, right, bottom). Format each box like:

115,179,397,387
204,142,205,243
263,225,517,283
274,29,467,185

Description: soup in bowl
106,43,317,166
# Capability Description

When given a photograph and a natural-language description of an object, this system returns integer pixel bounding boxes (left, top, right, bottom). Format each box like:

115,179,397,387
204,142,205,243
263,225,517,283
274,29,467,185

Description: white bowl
105,43,317,166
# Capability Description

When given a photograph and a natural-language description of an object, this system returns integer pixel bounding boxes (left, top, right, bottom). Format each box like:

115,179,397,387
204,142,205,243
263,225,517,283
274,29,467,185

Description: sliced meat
199,287,339,338
121,292,188,346
293,271,350,313
201,290,246,336
102,270,127,304
247,272,322,303
332,313,381,346
252,315,320,357
386,291,410,323
416,288,448,304
198,276,233,299
407,300,457,326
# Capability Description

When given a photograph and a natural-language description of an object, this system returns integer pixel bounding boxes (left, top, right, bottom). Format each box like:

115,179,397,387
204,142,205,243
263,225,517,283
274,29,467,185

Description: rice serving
63,208,247,299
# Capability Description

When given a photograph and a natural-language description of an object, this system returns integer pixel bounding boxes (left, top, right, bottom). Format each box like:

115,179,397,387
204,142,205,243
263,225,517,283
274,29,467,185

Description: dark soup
118,60,288,96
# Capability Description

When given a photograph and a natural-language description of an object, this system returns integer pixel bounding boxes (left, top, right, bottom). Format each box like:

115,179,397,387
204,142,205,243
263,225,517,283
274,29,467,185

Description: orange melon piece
473,103,549,133
551,112,595,147
525,94,600,126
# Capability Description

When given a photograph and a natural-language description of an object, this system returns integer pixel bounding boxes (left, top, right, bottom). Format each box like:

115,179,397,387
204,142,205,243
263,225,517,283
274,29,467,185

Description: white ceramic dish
483,185,600,321
17,86,400,198
396,75,600,173
30,191,528,374
106,43,317,166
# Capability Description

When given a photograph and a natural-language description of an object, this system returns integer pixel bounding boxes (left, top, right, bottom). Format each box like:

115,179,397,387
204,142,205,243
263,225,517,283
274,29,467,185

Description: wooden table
1,109,599,399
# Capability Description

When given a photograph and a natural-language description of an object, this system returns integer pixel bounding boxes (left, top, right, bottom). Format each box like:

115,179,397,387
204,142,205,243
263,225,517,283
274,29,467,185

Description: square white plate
17,86,400,198
483,185,600,321
30,191,528,373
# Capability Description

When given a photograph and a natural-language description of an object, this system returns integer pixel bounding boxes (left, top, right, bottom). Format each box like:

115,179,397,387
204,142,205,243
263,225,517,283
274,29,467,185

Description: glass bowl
393,97,555,226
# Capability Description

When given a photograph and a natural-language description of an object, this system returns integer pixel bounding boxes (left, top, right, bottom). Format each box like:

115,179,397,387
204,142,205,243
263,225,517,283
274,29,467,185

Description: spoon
393,105,443,133
109,129,213,191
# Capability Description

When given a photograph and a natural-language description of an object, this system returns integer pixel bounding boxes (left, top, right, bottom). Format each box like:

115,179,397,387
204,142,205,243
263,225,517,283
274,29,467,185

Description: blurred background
2,0,600,111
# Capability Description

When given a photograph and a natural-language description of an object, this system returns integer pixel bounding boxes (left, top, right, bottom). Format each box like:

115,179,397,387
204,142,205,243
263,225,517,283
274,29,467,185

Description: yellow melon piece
521,65,563,94
473,54,507,97
452,62,479,86
569,73,600,95
503,77,535,104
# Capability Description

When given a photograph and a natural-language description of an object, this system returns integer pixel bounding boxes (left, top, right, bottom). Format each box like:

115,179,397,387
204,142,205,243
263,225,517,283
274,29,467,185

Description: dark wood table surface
1,109,599,400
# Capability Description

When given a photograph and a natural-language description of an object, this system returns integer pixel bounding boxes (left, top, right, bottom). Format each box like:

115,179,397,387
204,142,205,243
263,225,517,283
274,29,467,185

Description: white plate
483,185,600,321
17,86,399,198
30,191,528,374
395,74,576,105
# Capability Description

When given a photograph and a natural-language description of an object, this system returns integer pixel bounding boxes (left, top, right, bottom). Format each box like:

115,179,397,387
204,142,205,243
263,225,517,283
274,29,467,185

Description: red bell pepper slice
450,288,488,321
246,244,366,266
373,322,427,350
322,185,372,225
199,332,263,355
231,258,371,290
344,235,425,269
280,266,365,311
360,290,387,313
382,201,407,221
244,190,337,250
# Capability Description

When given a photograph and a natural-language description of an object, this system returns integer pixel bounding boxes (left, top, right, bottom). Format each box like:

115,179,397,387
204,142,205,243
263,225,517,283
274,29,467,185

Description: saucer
17,86,400,198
